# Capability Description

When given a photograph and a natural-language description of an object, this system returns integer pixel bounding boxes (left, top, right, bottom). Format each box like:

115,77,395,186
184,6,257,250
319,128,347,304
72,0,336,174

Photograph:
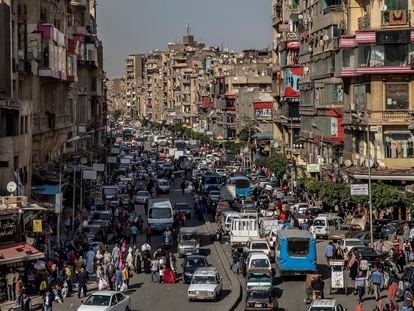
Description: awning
252,131,273,140
31,184,60,196
0,243,44,265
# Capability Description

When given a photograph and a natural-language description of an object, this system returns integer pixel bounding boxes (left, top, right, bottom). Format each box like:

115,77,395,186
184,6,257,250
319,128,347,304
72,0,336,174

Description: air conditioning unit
409,52,414,69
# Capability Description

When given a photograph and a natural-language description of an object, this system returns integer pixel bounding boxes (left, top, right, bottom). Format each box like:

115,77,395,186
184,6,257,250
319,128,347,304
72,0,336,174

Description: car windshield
313,220,325,226
83,227,100,234
92,214,111,221
181,233,197,241
346,240,364,246
138,191,149,196
247,273,271,282
250,259,269,268
186,258,207,267
287,238,310,256
159,181,169,186
210,191,220,196
83,295,111,306
191,276,216,284
247,290,269,300
358,247,376,255
252,243,269,250
309,308,336,311
149,208,172,219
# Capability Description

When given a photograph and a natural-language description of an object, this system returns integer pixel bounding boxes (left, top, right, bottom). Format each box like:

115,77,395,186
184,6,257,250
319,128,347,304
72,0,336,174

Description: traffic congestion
16,117,414,311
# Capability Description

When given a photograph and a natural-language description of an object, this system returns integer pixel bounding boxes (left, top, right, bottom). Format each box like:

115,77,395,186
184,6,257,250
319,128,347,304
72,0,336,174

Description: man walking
370,268,384,301
130,223,138,245
77,268,88,299
324,241,335,263
145,225,152,243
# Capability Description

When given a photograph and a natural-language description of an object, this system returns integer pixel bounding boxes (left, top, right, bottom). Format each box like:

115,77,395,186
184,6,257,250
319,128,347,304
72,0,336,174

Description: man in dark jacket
77,268,87,298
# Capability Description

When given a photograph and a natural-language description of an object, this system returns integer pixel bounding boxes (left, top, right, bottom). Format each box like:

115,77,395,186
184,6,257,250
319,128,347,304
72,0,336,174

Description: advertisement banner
350,184,369,196
93,163,105,172
306,164,320,173
83,170,97,180
33,219,43,233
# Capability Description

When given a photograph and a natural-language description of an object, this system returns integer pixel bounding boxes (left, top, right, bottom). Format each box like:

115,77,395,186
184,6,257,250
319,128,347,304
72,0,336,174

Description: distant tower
183,23,194,45
186,23,191,36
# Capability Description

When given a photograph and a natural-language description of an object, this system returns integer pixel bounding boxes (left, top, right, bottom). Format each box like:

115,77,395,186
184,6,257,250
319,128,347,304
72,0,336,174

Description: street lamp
281,116,293,150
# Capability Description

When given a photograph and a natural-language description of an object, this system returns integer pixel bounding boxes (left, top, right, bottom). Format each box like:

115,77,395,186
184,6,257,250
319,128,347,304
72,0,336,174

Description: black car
349,246,382,265
181,255,210,283
257,195,270,208
174,203,192,219
245,288,278,311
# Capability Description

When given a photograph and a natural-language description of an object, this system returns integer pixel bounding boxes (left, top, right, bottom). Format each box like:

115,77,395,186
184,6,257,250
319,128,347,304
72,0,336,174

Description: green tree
255,153,289,179
238,127,257,145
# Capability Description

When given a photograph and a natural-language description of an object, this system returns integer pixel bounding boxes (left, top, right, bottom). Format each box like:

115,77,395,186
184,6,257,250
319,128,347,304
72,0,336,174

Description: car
307,299,347,311
328,224,363,242
156,179,170,194
339,238,365,252
257,194,270,208
208,190,221,202
245,252,272,275
174,202,192,219
90,211,112,227
182,255,210,283
177,228,200,257
187,267,223,301
243,239,272,258
305,208,323,219
245,287,278,311
134,190,150,204
246,271,273,290
77,291,131,311
348,246,382,266
79,224,102,242
291,203,309,214
353,232,383,246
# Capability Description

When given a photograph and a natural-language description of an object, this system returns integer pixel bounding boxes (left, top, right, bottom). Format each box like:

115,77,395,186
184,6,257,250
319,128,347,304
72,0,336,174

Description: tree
255,153,289,179
371,182,400,211
238,127,257,145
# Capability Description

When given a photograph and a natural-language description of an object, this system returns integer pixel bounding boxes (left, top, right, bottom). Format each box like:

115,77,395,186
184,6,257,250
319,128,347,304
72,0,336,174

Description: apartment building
0,0,105,195
123,54,145,117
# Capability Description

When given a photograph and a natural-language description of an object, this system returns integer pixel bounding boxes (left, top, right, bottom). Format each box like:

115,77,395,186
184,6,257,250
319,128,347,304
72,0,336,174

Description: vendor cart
304,273,322,304
329,259,347,295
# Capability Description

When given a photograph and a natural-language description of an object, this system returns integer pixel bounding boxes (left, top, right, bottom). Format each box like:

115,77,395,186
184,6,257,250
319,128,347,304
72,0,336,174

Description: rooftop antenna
186,23,191,36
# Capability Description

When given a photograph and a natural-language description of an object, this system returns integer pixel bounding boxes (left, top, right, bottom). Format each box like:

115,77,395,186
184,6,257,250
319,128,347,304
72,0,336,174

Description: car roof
311,299,337,307
186,255,206,260
179,227,197,233
277,229,313,239
89,290,121,296
193,267,218,275
248,252,270,259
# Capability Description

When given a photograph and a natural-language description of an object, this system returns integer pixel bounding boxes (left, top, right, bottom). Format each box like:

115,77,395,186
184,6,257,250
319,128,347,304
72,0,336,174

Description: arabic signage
93,163,105,172
306,164,320,173
0,216,17,244
350,184,369,196
33,219,42,233
83,170,97,180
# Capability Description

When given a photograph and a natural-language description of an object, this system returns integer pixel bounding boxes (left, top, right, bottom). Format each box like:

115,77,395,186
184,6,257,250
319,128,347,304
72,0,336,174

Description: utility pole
367,122,373,246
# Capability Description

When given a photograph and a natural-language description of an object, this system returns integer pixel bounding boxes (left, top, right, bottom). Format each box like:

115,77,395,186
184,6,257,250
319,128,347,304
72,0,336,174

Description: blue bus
274,229,317,277
201,172,223,193
228,176,251,198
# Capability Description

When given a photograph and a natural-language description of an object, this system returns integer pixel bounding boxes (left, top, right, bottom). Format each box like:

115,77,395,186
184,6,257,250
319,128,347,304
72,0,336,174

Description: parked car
353,232,383,246
339,238,365,252
187,267,223,302
307,299,346,311
348,246,382,266
328,224,363,242
77,291,131,311
182,255,210,283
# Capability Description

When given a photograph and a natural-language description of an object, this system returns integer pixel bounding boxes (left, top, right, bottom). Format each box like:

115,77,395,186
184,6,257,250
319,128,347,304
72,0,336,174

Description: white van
312,214,344,239
222,211,240,233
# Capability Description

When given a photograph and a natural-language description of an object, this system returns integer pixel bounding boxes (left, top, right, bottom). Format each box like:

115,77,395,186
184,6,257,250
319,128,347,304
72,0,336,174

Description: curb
205,221,242,311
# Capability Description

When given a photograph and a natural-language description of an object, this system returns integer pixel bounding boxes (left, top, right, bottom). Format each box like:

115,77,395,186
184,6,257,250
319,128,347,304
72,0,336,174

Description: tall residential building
124,54,145,117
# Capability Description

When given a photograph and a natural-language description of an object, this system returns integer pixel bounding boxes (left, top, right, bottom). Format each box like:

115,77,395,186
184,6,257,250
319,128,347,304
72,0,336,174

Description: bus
201,172,223,193
228,176,251,198
147,198,173,231
274,229,317,277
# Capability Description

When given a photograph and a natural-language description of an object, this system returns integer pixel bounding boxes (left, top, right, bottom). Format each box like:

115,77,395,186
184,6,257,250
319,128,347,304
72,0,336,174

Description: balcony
381,10,410,27
381,111,409,123
358,14,370,30
33,114,72,135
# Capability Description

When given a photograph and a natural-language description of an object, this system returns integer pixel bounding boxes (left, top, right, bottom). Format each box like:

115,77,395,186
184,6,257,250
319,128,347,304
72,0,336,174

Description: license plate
197,293,204,299
255,303,261,307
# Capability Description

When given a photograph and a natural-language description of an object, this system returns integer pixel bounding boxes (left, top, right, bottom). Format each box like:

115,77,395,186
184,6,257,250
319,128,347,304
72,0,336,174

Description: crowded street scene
3,0,414,311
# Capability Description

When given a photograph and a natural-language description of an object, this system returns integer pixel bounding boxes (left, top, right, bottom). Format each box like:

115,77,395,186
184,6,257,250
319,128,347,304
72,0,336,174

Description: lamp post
366,123,374,246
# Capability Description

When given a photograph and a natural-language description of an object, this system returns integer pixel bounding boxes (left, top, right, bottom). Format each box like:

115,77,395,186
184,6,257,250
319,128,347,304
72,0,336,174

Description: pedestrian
15,277,23,306
106,261,115,290
159,261,164,284
311,275,324,300
324,241,335,263
130,224,138,245
355,271,367,302
126,247,134,270
181,180,186,195
371,268,384,301
403,223,410,241
6,268,15,301
230,248,240,274
112,244,121,267
145,224,152,243
387,279,399,310
77,268,87,299
64,263,73,297
150,258,159,283
85,247,95,277
137,215,144,234
21,293,32,311
115,268,123,291
43,290,53,311
354,301,364,311
134,248,142,274
122,265,129,288
144,198,149,216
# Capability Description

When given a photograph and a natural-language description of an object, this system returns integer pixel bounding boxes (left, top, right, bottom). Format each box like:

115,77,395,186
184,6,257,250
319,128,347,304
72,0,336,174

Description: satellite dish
344,159,352,167
7,181,17,194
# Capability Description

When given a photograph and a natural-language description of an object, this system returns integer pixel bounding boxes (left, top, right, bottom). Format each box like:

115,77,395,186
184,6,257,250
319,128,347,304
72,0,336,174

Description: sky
97,0,272,78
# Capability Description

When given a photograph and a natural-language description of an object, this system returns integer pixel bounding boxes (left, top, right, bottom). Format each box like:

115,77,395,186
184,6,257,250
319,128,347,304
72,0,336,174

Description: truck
230,218,259,247
102,186,119,201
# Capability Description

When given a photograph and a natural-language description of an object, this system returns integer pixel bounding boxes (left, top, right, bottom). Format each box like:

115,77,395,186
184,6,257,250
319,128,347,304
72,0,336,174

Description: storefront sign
111,147,120,154
330,118,338,136
107,156,117,164
0,217,17,244
33,219,42,233
306,164,320,173
255,109,272,120
82,170,97,180
93,163,105,172
55,192,62,213
350,184,369,196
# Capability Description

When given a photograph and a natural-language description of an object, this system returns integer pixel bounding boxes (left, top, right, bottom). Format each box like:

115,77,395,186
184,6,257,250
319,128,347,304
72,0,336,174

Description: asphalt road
55,181,235,311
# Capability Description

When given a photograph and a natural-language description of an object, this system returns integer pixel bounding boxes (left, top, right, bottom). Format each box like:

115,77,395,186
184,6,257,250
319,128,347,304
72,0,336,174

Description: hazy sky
97,0,272,78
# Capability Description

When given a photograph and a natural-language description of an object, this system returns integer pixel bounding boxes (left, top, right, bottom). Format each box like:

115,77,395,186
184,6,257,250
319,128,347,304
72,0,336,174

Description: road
55,181,235,311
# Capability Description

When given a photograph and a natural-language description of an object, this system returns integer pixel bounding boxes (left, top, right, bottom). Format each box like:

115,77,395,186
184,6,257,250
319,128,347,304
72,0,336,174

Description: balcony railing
358,14,370,30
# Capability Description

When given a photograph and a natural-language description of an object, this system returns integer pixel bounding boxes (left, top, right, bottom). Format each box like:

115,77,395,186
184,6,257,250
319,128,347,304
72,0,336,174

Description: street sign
306,164,320,173
55,192,62,213
350,184,369,196
83,170,97,180
93,163,105,172
111,147,120,154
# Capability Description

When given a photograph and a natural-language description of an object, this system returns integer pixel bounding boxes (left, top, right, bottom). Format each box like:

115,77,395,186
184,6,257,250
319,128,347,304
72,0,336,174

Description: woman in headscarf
126,247,134,270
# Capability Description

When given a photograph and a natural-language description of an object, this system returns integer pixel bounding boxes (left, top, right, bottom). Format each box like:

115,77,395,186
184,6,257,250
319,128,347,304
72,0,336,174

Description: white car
77,291,131,311
156,179,170,194
308,299,347,311
339,238,365,252
291,203,309,214
134,191,150,204
187,267,223,301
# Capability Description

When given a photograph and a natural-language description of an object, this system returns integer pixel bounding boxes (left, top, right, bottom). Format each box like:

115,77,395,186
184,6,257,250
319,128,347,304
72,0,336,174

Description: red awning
0,243,44,265
253,102,273,109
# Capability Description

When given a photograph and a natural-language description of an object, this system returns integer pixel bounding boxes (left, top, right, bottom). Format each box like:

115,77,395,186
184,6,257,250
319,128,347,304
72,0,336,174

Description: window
385,0,408,10
358,45,370,66
0,109,19,137
353,85,368,111
385,44,408,66
384,132,413,158
287,238,310,256
385,83,408,110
